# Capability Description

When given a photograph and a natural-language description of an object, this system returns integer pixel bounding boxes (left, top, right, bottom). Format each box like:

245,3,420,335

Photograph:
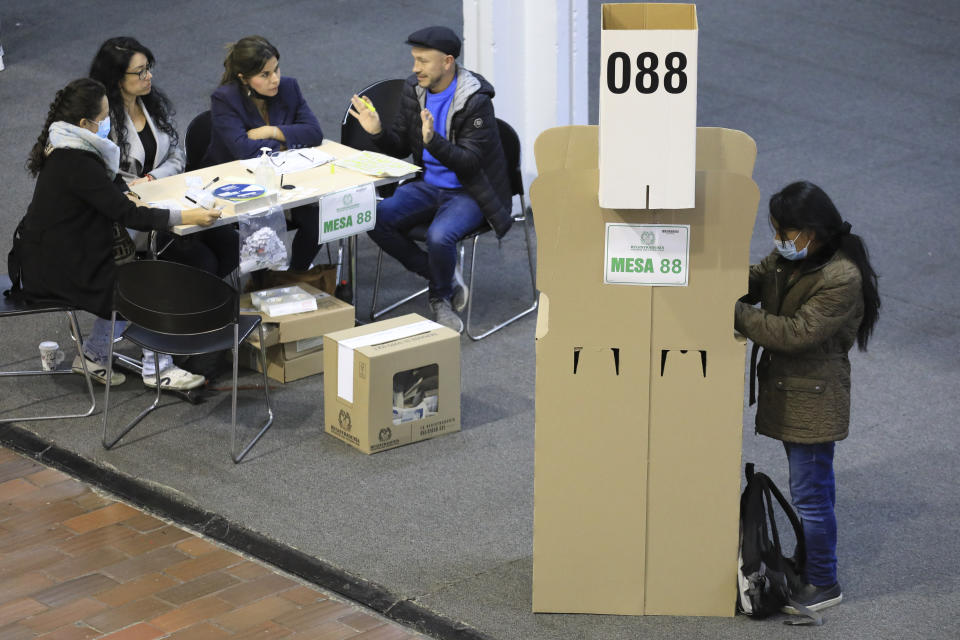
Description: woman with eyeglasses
15,78,220,389
89,36,239,279
203,35,325,271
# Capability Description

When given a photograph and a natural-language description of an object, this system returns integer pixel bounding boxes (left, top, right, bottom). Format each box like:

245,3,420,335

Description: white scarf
46,121,121,178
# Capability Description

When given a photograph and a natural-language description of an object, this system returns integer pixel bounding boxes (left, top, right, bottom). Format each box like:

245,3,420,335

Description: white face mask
774,231,810,261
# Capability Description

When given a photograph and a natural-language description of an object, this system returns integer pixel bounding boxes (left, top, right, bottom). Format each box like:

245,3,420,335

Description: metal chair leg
0,310,96,424
231,322,275,463
369,247,429,321
464,211,539,341
102,316,162,450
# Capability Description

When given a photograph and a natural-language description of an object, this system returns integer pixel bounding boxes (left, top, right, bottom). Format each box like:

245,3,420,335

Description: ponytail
836,227,880,351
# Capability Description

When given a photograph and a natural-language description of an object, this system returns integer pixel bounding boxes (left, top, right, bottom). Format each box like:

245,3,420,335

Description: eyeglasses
125,64,153,81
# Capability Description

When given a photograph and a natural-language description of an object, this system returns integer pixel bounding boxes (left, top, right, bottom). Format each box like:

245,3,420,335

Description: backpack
737,463,823,626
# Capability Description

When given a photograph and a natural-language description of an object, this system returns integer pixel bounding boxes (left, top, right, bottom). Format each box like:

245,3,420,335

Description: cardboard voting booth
323,314,461,454
599,3,698,209
530,125,758,616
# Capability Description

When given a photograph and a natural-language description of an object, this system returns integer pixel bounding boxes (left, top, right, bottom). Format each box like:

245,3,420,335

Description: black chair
101,261,273,463
0,276,96,423
369,118,538,340
340,79,405,152
184,110,213,172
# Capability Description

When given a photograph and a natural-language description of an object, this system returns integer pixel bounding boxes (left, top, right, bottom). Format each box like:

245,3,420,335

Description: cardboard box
599,3,698,209
240,284,354,383
530,126,759,616
323,314,461,454
240,342,325,383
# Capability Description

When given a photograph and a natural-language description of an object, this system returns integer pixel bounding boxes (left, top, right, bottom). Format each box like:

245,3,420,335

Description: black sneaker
782,582,843,614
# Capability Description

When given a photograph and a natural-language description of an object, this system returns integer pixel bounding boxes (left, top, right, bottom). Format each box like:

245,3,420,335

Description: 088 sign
606,51,688,95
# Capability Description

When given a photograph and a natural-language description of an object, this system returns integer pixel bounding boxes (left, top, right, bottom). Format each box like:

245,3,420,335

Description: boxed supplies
323,314,460,454
240,284,354,383
599,3,698,209
250,285,318,316
530,125,759,616
239,343,325,384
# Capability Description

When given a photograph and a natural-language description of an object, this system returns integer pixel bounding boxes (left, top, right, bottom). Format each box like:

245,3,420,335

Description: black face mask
247,86,274,102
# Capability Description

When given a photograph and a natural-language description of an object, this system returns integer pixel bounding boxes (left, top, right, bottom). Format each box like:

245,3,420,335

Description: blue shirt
422,77,461,189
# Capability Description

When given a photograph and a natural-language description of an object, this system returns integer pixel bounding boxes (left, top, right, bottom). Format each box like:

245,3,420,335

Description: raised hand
348,94,382,135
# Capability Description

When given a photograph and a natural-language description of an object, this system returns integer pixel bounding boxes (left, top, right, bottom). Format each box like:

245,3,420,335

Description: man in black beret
349,26,512,333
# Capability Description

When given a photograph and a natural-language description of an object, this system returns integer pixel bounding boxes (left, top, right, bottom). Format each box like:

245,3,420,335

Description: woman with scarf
18,78,220,389
203,35,325,272
89,36,237,278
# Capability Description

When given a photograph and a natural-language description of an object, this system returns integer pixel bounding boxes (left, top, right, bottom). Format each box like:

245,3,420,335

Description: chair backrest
184,110,213,172
114,260,237,334
496,118,524,198
339,79,406,153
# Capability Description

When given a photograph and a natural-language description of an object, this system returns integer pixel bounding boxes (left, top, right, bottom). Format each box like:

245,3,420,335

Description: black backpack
737,463,823,626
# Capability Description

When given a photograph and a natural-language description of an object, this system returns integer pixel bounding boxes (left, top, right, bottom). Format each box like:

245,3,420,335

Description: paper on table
336,320,442,403
333,151,421,178
148,198,191,211
240,148,335,175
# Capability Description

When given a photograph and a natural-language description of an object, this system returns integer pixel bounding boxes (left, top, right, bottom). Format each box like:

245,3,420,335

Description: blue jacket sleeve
209,86,281,160
274,79,324,150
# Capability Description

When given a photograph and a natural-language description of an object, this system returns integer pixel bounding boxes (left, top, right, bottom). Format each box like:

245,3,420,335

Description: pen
361,97,376,113
280,174,285,188
246,168,254,175
184,195,211,210
203,176,220,190
128,190,142,200
298,152,311,161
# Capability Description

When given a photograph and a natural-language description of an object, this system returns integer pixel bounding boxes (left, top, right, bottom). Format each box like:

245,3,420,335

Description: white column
463,0,589,185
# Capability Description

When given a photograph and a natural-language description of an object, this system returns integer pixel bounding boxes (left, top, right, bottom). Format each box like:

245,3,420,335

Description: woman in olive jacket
735,181,880,614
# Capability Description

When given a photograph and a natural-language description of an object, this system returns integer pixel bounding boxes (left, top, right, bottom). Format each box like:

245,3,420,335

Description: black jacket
19,148,171,318
372,68,513,237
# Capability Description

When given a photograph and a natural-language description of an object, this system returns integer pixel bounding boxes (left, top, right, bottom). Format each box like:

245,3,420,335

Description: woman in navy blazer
203,36,324,269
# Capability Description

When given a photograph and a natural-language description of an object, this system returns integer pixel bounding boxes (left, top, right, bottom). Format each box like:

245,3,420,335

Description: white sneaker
72,354,126,386
143,366,205,391
451,261,468,313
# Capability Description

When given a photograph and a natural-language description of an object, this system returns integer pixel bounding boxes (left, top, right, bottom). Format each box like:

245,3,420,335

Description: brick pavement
0,446,425,640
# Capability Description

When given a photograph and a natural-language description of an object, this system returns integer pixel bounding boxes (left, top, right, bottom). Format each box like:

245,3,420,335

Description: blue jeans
783,441,838,587
368,180,485,301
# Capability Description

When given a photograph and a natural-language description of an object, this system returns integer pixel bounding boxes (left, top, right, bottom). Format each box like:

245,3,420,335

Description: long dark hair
219,35,280,87
27,78,106,176
769,181,880,351
88,36,179,166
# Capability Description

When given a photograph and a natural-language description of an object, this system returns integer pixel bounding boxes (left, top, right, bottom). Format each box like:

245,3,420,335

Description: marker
361,97,376,113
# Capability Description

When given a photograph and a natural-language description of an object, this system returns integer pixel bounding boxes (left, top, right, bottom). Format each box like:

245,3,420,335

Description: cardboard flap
535,125,757,178
695,127,757,176
602,3,698,31
534,126,599,175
